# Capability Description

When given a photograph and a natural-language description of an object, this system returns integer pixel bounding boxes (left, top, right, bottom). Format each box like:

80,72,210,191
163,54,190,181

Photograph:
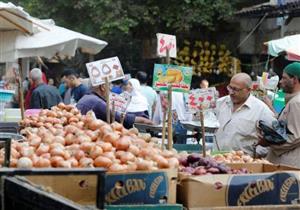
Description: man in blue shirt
76,83,153,129
63,69,89,104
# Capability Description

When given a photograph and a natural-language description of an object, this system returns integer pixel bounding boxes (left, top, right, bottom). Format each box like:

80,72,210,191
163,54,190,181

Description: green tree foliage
7,0,240,72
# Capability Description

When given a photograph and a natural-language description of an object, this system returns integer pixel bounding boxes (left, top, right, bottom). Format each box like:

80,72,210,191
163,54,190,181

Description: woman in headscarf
125,78,149,118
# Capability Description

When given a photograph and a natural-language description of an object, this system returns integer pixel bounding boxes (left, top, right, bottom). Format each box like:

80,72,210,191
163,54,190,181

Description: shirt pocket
236,118,256,137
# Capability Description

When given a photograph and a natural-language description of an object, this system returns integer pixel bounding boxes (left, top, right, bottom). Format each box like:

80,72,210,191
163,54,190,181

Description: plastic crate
0,89,15,103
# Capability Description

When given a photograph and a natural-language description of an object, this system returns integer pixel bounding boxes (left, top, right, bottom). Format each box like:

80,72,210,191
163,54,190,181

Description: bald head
231,73,252,89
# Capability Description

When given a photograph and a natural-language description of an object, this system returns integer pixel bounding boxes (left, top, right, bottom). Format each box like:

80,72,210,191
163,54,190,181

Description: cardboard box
26,169,177,205
177,163,300,209
190,204,300,210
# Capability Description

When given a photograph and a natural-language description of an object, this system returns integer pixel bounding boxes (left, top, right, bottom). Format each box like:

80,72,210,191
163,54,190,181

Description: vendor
76,83,153,129
214,73,276,156
258,62,300,167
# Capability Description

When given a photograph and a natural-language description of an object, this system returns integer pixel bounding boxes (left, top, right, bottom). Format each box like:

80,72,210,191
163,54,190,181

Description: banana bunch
174,40,241,77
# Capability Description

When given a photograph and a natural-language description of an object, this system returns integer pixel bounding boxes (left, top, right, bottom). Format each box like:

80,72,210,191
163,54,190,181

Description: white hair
30,68,43,82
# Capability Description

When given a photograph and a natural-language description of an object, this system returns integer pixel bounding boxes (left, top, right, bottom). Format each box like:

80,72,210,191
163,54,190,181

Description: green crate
173,144,202,153
106,204,183,210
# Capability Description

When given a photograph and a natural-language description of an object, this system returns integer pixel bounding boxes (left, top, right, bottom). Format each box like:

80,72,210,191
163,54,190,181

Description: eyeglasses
227,85,247,93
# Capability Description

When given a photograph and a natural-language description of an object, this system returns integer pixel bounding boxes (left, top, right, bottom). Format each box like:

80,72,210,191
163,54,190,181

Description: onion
167,157,179,168
10,158,18,167
50,156,64,167
36,143,50,156
68,116,79,124
88,120,104,131
79,157,94,168
11,148,20,159
57,160,72,168
20,147,35,157
40,153,51,159
64,125,78,134
115,136,131,151
153,155,169,168
69,157,79,167
85,130,99,141
120,152,136,164
108,163,127,172
50,147,65,157
65,133,75,145
53,136,65,145
136,158,154,170
50,143,64,150
89,145,103,159
127,145,140,156
17,157,33,168
102,132,119,145
94,156,113,168
97,142,113,152
35,158,51,168
75,150,86,161
80,142,95,153
111,122,123,132
102,152,116,160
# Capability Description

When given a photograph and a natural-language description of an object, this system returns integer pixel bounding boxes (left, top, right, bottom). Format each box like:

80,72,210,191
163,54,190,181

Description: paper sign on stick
86,56,124,86
152,64,192,93
187,88,217,112
110,92,131,113
156,33,177,58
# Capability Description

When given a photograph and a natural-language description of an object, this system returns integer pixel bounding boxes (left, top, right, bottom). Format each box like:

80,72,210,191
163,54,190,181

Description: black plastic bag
258,120,288,145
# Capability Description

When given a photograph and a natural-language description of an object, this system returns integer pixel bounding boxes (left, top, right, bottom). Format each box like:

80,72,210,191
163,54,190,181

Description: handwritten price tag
156,33,177,58
188,88,217,112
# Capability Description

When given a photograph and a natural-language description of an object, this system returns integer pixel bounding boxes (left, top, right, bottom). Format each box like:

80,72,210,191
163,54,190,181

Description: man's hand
135,116,154,125
256,121,271,147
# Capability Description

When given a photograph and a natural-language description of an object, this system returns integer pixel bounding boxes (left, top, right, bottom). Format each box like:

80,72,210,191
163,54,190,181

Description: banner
152,64,192,93
156,33,177,58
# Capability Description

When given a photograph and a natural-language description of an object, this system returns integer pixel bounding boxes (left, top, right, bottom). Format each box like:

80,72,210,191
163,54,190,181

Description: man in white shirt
136,71,157,119
215,73,276,155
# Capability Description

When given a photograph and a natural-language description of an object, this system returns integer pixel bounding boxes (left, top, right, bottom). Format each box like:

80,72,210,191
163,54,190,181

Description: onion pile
212,150,270,164
0,103,179,171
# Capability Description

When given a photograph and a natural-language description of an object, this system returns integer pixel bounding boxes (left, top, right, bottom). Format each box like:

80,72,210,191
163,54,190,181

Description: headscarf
126,79,148,112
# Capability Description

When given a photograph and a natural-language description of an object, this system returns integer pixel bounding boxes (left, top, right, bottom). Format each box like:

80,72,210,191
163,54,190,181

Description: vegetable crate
106,204,183,210
26,168,178,206
0,168,106,210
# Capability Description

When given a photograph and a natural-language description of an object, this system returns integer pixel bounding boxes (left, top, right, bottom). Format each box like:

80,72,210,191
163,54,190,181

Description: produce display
1,103,179,171
212,150,270,164
178,154,248,176
174,40,241,77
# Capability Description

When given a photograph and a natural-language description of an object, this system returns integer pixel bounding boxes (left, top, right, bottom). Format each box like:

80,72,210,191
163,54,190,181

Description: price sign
86,57,124,86
188,88,217,112
156,33,177,58
110,92,131,113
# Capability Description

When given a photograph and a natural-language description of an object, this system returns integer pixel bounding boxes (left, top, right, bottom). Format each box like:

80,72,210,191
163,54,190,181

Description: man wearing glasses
214,73,276,156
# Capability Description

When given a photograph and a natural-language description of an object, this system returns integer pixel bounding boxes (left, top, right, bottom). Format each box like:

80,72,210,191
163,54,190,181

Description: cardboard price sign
110,92,131,113
152,64,192,93
86,56,124,86
188,88,217,112
156,33,177,58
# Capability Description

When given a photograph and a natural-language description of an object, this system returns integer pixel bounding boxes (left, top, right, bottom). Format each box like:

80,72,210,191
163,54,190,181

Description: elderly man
258,62,300,167
76,83,153,129
29,68,62,109
215,73,275,155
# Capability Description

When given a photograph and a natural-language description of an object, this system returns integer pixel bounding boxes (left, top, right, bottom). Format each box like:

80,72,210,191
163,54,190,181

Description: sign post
187,88,218,156
105,77,110,124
